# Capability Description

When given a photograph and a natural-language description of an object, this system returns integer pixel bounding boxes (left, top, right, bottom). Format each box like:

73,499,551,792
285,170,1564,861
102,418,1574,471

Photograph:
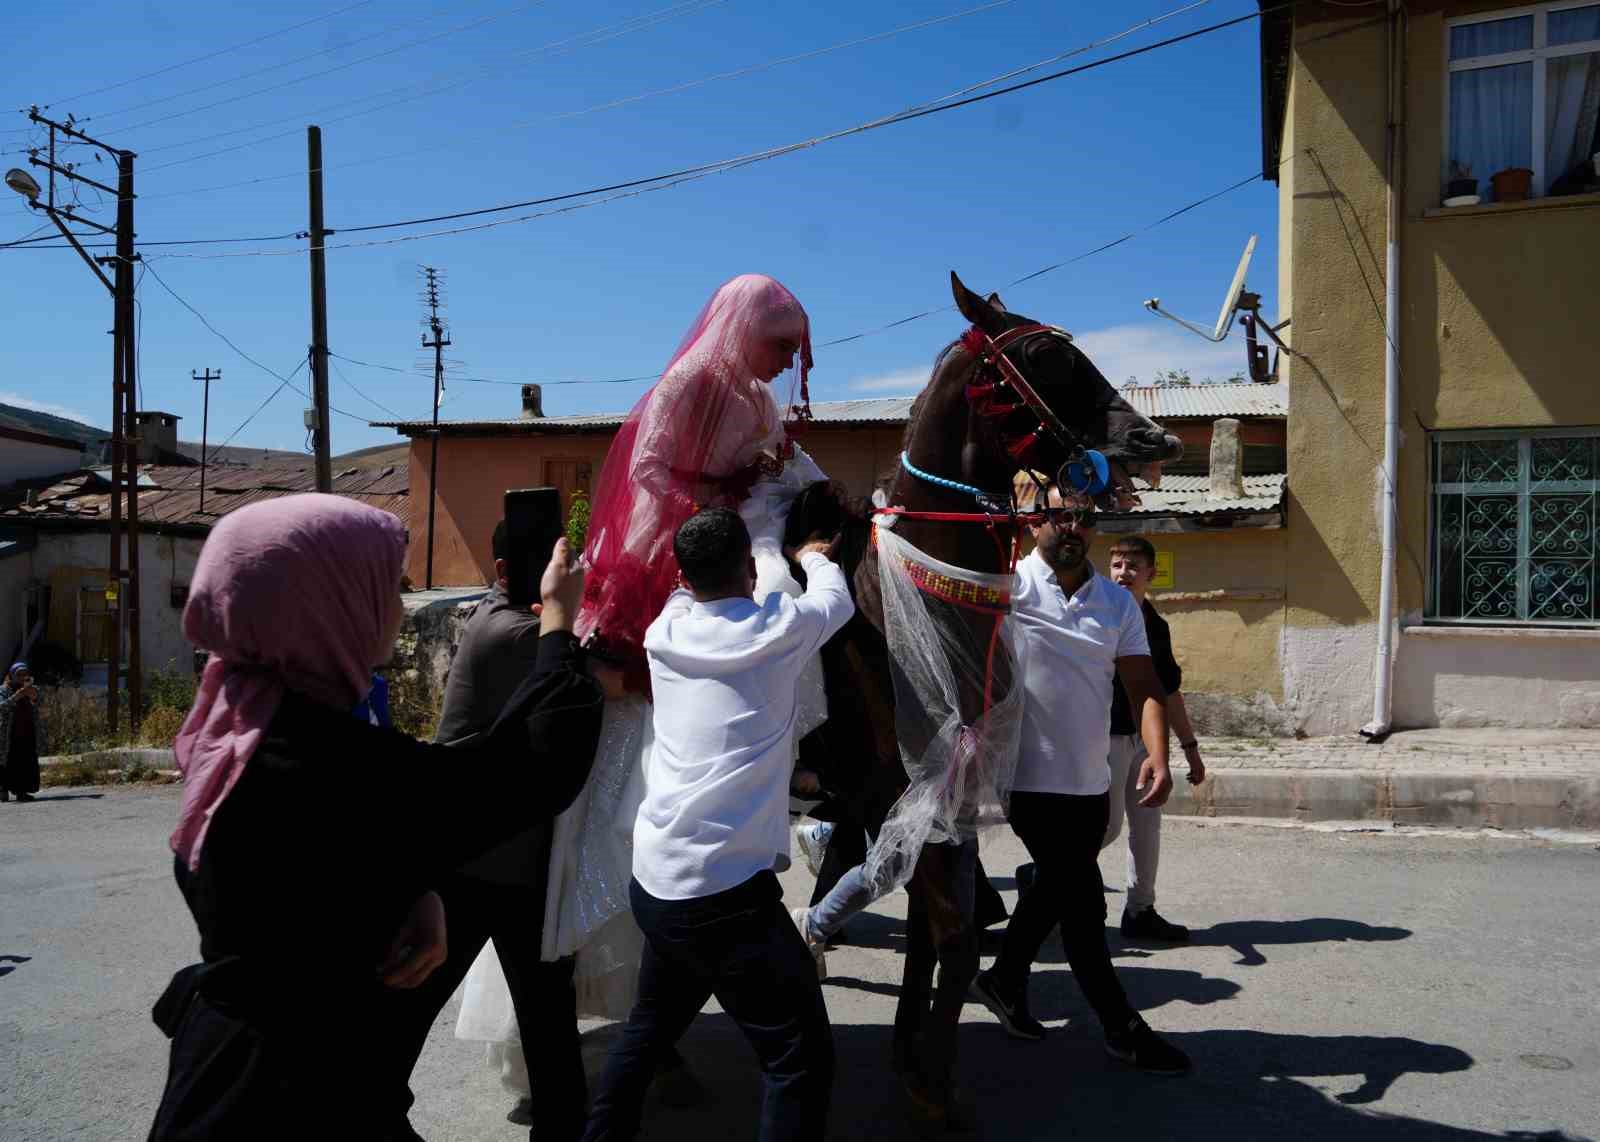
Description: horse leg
894,867,935,1071
896,844,978,1132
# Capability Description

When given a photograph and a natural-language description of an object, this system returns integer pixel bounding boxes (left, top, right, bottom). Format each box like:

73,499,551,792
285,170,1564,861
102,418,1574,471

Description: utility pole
193,369,221,514
307,125,332,493
6,110,141,730
420,266,450,590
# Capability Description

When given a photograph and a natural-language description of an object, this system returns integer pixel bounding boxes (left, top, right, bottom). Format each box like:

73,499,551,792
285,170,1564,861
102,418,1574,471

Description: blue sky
1,0,1278,454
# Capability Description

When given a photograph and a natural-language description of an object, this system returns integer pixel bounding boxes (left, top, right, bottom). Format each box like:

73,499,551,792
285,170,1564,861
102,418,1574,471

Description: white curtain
1451,62,1534,198
1546,51,1600,190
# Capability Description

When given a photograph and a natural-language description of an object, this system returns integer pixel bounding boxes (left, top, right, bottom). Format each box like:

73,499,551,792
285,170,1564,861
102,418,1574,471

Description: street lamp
4,167,41,201
9,112,145,734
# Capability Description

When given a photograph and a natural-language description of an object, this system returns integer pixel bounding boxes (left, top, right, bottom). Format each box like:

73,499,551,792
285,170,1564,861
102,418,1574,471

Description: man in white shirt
970,487,1192,1075
582,508,854,1142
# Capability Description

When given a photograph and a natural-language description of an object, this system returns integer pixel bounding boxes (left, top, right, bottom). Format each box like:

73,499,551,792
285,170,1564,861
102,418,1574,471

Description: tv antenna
1142,235,1291,383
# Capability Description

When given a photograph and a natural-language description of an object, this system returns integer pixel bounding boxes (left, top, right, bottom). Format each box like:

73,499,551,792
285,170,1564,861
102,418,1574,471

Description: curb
41,747,176,769
1169,767,1600,832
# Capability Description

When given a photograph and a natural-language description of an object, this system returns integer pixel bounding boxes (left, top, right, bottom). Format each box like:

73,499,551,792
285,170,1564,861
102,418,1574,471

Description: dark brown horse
793,272,1182,1128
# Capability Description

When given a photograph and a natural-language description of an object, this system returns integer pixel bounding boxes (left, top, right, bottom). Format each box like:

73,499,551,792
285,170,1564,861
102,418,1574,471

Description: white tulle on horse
862,517,1024,894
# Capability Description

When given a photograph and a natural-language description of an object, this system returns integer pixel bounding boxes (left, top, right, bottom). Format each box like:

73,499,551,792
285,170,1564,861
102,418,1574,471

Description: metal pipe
1364,1,1404,741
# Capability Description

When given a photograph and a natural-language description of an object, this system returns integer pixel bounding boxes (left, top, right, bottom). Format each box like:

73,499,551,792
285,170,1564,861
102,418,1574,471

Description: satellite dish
1143,235,1259,343
4,168,42,202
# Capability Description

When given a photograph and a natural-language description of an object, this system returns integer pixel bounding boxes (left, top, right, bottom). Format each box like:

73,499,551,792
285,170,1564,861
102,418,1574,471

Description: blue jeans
582,872,834,1142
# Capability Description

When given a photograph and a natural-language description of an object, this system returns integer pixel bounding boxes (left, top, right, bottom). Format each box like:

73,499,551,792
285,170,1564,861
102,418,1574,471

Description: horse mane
785,480,873,603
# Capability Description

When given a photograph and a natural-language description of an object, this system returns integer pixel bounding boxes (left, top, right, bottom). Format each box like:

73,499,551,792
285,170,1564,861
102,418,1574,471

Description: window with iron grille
1429,429,1599,624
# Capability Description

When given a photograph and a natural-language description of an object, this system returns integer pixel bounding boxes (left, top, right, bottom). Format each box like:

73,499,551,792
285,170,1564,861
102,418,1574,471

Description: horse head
945,271,1184,507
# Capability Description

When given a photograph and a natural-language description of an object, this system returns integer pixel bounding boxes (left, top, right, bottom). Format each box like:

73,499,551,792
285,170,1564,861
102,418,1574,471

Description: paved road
1,785,1595,1141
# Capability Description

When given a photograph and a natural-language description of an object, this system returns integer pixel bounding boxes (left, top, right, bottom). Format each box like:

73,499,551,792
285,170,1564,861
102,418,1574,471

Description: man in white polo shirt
582,508,854,1142
970,486,1192,1075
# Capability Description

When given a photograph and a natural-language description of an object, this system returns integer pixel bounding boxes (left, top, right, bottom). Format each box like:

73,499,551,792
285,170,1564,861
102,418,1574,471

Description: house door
77,583,118,664
541,458,593,515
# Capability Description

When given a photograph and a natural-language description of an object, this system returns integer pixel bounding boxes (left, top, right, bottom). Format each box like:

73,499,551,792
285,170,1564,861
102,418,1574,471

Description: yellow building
1258,0,1600,733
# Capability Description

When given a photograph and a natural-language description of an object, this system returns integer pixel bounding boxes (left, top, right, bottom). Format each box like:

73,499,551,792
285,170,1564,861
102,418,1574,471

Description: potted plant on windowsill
1490,166,1533,202
1445,159,1478,205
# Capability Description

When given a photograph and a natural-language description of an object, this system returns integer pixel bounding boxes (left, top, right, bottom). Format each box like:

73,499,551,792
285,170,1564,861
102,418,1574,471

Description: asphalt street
1,785,1595,1141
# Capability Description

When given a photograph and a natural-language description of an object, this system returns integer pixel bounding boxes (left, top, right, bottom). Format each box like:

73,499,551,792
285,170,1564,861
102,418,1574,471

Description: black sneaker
969,969,1046,1041
1105,1015,1192,1075
1015,862,1037,897
1121,906,1189,942
505,1097,533,1126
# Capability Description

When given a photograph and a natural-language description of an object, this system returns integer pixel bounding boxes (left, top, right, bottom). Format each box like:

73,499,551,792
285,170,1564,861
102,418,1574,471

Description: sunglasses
1033,502,1096,528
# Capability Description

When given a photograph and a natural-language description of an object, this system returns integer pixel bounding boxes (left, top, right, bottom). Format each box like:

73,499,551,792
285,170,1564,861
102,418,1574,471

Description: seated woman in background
147,494,602,1142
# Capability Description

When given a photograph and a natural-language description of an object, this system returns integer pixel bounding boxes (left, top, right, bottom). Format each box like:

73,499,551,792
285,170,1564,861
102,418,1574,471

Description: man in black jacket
390,519,587,1139
1103,535,1206,942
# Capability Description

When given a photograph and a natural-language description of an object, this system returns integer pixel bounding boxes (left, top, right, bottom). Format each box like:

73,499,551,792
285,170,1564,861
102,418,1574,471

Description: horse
788,271,1183,1129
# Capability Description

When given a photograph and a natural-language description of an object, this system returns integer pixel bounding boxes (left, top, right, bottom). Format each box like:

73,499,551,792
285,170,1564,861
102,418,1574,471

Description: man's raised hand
539,538,584,635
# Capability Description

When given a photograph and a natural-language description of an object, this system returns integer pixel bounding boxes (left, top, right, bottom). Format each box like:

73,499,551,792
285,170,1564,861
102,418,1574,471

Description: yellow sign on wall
1152,551,1174,589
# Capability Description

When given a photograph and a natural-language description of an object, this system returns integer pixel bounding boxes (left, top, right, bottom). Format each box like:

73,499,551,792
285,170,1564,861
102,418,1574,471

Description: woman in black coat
147,495,602,1141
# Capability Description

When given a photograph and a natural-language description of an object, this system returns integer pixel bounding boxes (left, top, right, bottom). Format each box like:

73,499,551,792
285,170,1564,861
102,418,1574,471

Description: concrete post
1208,417,1244,500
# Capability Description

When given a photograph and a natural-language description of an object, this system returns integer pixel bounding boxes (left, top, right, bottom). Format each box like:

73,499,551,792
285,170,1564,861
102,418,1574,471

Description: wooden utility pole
307,125,332,493
116,150,142,724
420,266,450,590
193,368,221,514
17,110,142,730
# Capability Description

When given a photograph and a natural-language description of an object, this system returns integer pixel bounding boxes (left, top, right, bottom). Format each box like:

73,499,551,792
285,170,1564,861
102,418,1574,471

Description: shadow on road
21,792,107,803
0,953,33,979
1184,918,1414,967
584,1016,1579,1142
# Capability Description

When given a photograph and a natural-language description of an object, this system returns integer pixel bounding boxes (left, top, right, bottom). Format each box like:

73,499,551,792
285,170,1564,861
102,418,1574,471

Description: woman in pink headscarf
147,494,602,1141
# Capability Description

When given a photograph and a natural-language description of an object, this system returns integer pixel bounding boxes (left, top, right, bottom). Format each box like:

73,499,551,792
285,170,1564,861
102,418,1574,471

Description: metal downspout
1364,1,1404,741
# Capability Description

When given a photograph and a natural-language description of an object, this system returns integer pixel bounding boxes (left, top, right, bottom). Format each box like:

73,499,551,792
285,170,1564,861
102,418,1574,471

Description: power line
331,350,659,388
141,258,368,423
131,0,725,161
330,3,1262,237
331,163,1269,395
137,353,310,512
130,0,1018,198
104,0,555,135
83,0,506,124
33,2,379,112
17,2,1271,260
330,356,405,419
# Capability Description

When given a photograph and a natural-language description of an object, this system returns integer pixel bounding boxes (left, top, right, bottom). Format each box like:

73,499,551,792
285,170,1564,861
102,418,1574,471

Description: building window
1430,430,1598,624
1446,3,1600,201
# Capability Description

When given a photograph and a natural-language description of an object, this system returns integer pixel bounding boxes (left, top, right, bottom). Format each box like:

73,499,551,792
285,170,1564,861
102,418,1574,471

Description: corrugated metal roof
1111,473,1285,517
1122,383,1286,419
376,387,1282,437
0,463,410,532
1012,472,1285,519
374,397,918,435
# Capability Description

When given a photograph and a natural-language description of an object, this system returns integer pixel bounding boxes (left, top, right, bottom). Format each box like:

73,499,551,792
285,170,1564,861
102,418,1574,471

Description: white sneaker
796,820,833,877
790,907,827,980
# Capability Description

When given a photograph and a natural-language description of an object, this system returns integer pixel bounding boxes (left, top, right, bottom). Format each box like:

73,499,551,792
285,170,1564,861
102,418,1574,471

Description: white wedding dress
453,447,830,1074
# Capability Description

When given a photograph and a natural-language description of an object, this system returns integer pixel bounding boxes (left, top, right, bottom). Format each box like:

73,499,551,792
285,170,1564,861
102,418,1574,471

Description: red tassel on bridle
1006,429,1043,465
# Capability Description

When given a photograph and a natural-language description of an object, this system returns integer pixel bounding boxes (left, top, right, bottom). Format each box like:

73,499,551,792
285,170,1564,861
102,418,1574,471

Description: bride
455,274,831,1088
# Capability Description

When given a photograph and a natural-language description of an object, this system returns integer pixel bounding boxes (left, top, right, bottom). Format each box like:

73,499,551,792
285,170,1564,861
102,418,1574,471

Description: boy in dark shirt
1105,536,1206,942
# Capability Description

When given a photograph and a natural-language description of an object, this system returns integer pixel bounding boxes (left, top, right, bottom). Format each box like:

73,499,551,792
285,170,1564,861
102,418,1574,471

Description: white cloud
848,367,928,395
844,324,1252,398
1069,323,1249,388
0,391,98,426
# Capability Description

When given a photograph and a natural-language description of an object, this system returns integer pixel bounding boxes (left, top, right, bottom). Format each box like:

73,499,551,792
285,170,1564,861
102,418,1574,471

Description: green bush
138,704,188,748
385,669,440,742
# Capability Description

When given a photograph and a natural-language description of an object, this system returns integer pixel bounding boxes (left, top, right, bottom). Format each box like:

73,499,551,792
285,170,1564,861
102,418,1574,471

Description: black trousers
991,790,1136,1031
583,872,834,1142
383,873,584,1142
